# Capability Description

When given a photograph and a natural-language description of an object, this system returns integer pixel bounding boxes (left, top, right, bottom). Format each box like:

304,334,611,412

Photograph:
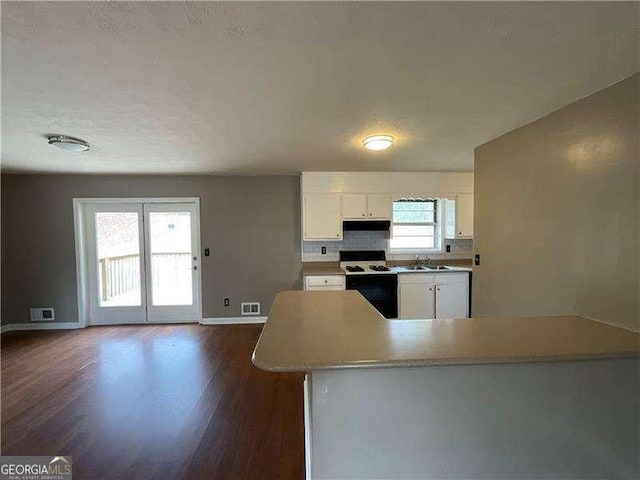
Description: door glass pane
96,212,141,307
149,212,192,306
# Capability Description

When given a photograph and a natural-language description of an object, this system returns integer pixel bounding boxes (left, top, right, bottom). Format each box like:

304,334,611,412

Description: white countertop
252,291,640,372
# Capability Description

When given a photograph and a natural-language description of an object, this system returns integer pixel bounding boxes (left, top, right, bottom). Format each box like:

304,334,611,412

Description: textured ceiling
1,2,638,174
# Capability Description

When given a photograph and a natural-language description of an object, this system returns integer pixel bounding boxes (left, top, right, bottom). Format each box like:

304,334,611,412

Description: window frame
389,198,444,253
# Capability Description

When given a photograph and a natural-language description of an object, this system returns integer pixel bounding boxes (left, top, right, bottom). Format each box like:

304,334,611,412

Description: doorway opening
74,198,202,326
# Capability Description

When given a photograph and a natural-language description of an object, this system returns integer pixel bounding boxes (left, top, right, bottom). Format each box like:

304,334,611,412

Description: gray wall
473,74,639,330
1,175,301,325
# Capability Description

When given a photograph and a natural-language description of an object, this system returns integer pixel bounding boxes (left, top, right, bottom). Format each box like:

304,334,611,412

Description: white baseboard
200,316,267,325
1,322,81,334
0,317,267,333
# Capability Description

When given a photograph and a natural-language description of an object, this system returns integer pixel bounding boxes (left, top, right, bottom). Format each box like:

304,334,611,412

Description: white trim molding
1,318,266,333
72,197,201,204
1,322,81,334
200,317,267,325
73,197,203,327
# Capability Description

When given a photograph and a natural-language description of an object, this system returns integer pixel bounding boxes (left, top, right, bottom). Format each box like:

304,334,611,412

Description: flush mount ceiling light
363,134,394,151
47,135,90,152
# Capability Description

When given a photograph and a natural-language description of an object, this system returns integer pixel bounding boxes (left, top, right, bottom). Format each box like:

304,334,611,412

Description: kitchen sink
397,265,456,272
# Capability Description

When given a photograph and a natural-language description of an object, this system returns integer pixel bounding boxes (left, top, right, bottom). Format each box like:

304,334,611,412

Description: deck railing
99,252,190,302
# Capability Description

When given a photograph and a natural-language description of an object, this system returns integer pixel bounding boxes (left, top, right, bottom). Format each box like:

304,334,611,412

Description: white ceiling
1,2,638,175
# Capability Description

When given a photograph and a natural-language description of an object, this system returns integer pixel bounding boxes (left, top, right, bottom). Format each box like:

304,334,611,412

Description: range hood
342,220,391,231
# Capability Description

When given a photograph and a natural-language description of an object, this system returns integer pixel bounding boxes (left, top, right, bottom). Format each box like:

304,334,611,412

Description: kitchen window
389,199,442,252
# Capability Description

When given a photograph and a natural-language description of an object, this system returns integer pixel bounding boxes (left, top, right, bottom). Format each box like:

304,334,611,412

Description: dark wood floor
1,324,305,479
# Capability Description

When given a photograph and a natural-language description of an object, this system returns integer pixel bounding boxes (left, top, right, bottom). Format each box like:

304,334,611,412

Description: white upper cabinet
303,194,342,241
300,173,473,254
366,194,393,219
457,193,474,237
342,194,367,219
342,193,392,219
445,193,474,239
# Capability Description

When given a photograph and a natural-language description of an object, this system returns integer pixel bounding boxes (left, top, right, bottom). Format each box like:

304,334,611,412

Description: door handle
193,265,198,270
193,256,197,261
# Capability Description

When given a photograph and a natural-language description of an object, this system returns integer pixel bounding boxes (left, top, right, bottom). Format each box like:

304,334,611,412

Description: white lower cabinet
435,283,468,319
304,275,345,291
399,273,469,319
398,283,436,318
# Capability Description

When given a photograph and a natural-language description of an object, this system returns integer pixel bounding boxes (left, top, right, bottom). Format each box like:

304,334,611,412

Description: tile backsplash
303,231,473,262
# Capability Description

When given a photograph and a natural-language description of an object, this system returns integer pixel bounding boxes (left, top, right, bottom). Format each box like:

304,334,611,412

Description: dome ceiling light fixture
47,135,90,152
363,134,394,151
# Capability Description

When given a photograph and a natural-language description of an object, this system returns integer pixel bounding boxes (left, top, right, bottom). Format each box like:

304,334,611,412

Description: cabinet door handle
428,287,433,291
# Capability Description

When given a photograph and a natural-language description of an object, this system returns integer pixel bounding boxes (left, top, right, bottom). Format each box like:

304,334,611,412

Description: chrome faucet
415,255,432,267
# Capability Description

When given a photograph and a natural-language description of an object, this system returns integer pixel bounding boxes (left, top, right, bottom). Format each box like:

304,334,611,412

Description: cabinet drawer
305,275,345,289
398,273,436,284
306,285,345,291
434,273,468,284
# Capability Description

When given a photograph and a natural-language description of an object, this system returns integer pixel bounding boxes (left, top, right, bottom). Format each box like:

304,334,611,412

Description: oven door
346,274,398,319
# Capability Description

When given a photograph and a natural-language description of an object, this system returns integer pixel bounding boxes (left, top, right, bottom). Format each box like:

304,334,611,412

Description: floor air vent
30,307,55,322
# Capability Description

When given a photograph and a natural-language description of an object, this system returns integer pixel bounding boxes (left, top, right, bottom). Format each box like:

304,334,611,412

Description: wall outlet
321,246,326,255
445,245,451,253
224,298,230,307
241,302,261,316
30,307,55,322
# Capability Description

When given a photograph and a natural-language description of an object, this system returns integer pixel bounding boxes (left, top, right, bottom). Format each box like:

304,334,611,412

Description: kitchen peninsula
253,291,640,479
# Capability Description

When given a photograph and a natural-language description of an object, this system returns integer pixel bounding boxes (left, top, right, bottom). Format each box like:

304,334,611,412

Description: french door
81,199,201,325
